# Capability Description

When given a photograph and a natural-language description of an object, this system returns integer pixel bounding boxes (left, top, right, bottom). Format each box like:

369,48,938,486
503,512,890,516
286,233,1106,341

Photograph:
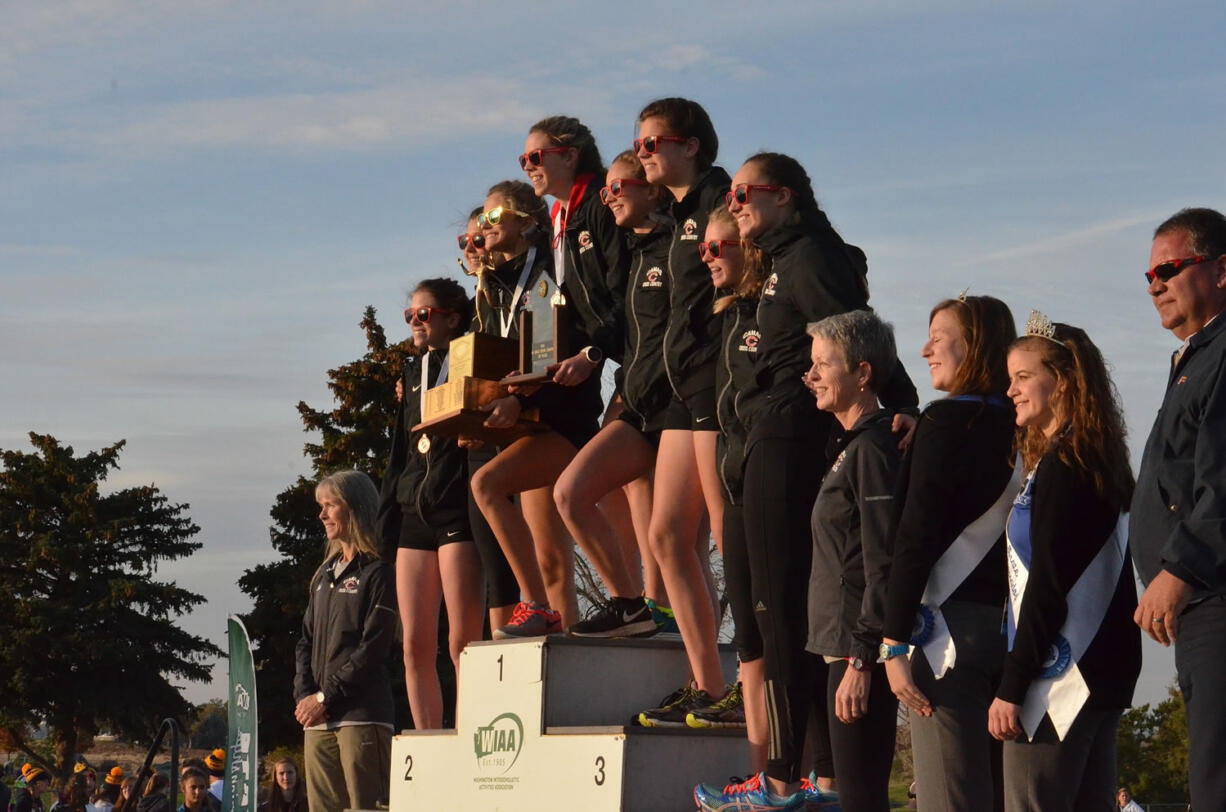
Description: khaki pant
304,724,392,812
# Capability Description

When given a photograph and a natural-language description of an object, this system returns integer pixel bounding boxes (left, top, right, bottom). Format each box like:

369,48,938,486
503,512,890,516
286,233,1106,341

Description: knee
552,478,578,522
403,633,435,670
648,527,684,562
470,467,499,506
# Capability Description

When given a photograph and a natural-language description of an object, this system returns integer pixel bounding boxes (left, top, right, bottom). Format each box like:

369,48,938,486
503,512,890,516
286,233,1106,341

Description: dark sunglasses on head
1145,255,1215,284
598,178,651,205
458,232,485,251
405,306,455,325
633,134,689,155
518,146,571,170
698,239,742,260
725,184,786,206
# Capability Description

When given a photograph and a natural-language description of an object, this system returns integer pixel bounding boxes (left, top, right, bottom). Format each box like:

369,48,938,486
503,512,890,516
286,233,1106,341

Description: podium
388,636,745,811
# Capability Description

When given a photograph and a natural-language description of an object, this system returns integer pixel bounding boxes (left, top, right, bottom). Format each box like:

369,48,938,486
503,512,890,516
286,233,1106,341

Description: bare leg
600,487,643,595
624,471,662,603
470,432,575,610
554,420,655,599
648,429,726,697
396,548,443,730
521,485,579,628
692,431,725,556
437,541,485,679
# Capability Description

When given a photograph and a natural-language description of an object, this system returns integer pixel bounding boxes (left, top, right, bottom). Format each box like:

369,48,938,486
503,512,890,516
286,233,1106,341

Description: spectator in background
13,764,52,812
72,764,97,797
1116,787,1142,812
203,751,225,803
176,768,217,812
50,774,95,812
135,773,170,812
111,776,138,812
258,758,307,812
93,767,124,812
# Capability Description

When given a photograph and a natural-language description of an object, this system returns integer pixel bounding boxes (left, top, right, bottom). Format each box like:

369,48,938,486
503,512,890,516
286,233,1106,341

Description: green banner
223,616,258,812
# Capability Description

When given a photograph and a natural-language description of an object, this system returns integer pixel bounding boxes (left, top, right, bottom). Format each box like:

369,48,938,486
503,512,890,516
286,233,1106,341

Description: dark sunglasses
598,178,651,205
698,239,742,260
404,306,455,325
726,184,785,206
518,146,571,170
1145,255,1214,284
458,232,486,251
633,134,689,155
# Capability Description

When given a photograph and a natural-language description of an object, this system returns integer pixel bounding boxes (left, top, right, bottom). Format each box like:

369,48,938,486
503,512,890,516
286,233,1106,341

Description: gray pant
1002,708,1120,812
304,724,392,812
910,600,1005,812
1177,595,1226,812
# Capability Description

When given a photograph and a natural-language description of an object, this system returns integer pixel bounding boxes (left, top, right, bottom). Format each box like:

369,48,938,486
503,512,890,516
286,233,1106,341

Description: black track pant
825,659,898,811
743,434,827,784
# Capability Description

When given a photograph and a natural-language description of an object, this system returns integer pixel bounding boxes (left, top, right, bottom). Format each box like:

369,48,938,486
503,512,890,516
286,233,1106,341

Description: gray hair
805,309,898,393
315,469,381,560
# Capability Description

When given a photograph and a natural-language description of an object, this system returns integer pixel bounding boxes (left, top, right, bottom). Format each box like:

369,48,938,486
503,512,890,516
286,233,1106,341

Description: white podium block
389,636,746,811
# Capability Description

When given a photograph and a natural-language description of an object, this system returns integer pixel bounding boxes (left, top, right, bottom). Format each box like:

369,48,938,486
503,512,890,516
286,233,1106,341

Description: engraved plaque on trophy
502,275,570,385
412,332,543,443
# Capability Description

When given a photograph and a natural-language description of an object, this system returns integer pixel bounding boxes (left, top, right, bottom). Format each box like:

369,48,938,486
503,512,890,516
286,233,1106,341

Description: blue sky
4,1,1224,706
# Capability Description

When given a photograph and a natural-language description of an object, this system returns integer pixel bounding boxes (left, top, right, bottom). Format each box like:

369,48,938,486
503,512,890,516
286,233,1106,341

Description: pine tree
0,433,221,781
238,306,417,750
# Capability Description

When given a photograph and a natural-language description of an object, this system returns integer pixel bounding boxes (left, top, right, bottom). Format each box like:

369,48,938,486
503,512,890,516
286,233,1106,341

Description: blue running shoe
644,596,680,634
693,772,805,811
800,772,841,810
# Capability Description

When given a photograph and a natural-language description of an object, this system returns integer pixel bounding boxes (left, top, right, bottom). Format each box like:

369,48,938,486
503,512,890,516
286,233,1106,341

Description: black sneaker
639,684,723,728
630,683,690,726
686,682,746,729
568,596,657,638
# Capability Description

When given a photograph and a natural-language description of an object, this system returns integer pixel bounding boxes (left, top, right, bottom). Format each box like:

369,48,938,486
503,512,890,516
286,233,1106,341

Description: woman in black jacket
804,310,904,812
473,117,626,638
990,316,1139,811
554,149,672,637
697,152,917,809
381,277,483,730
632,98,733,727
688,205,766,750
294,469,396,812
880,295,1018,812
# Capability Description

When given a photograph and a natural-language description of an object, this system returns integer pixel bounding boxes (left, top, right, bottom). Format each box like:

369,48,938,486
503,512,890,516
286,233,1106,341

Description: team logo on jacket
763,272,779,296
830,449,847,474
578,230,593,253
642,267,664,288
338,576,360,594
739,329,760,352
681,218,698,240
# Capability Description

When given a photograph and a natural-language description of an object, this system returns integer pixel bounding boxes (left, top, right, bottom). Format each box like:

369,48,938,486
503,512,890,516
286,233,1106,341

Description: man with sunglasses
1131,207,1226,812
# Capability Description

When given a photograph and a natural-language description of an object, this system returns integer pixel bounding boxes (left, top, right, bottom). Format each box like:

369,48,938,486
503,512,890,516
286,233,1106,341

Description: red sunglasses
633,134,689,155
1145,255,1214,284
519,147,571,170
598,178,650,205
405,306,455,325
699,239,742,260
458,233,486,251
726,184,786,206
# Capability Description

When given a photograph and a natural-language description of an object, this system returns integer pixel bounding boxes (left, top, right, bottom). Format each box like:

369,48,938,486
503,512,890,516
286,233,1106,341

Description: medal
417,435,431,454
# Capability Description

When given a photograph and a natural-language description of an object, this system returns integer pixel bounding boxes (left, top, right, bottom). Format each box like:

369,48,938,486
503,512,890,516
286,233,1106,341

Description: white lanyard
552,207,566,286
500,245,539,338
419,350,449,416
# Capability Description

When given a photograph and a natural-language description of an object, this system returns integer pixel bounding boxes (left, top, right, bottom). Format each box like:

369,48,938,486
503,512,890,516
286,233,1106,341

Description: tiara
1024,309,1062,345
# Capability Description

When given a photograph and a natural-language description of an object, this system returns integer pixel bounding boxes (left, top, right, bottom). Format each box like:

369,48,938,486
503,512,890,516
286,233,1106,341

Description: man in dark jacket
1131,207,1226,811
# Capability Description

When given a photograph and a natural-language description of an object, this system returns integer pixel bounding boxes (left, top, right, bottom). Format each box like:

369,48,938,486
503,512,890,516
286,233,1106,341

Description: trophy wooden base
500,370,553,386
412,408,545,446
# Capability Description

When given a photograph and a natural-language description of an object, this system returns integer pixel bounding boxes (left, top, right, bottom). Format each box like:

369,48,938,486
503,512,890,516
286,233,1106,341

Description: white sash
912,461,1020,679
1007,509,1128,740
499,245,539,339
419,350,449,416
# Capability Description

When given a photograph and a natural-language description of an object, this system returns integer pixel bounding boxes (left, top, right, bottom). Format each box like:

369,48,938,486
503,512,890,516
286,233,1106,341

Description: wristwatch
314,691,325,705
846,656,870,672
879,643,910,661
581,345,603,364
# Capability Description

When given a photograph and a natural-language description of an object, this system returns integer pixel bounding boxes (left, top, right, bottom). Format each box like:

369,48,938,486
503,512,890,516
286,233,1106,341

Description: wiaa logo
739,329,760,352
642,267,664,288
681,218,698,240
473,712,525,774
